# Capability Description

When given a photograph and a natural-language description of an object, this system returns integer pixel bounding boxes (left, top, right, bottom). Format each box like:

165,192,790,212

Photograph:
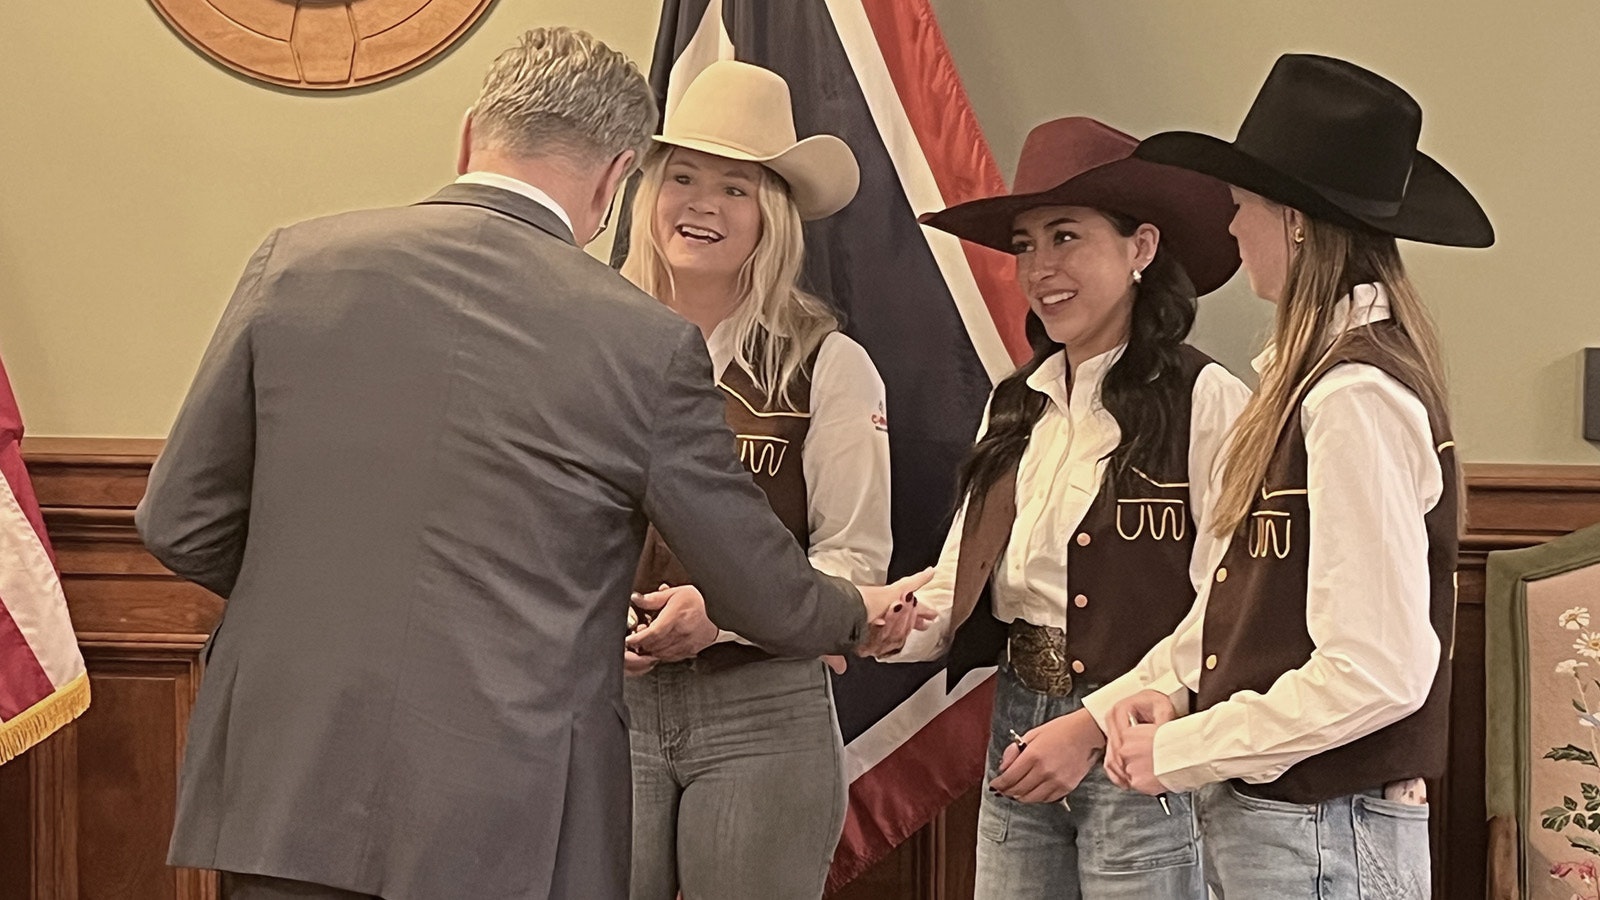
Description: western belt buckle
1008,624,1073,696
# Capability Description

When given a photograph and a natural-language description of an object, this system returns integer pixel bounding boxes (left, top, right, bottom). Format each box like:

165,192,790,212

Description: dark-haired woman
883,117,1248,899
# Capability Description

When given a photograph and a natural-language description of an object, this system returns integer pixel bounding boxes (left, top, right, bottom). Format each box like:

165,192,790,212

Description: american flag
616,0,1029,887
0,354,89,765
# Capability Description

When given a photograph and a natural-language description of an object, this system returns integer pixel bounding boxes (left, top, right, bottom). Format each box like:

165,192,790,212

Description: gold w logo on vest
1249,486,1307,560
1115,468,1189,541
736,434,790,477
1115,499,1188,541
1248,511,1294,559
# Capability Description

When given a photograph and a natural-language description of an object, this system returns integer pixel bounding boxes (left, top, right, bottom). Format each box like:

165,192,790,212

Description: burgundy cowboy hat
918,116,1241,295
1133,54,1494,248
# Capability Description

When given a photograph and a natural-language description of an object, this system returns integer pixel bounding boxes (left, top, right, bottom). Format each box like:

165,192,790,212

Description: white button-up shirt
1082,284,1446,793
703,324,893,643
453,171,575,238
897,344,1251,662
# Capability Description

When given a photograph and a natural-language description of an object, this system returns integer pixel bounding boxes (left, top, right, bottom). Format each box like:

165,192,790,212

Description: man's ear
456,109,475,176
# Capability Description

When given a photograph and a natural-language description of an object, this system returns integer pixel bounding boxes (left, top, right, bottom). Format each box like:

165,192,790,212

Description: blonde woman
617,61,918,900
1064,55,1494,898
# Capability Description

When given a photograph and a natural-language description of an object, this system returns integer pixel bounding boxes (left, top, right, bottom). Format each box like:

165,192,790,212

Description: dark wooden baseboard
4,438,1598,900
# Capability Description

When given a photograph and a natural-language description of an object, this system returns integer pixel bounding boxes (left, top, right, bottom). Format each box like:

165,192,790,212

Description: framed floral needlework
1487,522,1600,899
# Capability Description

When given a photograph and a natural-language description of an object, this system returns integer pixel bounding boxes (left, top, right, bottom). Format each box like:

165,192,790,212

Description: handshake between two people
622,569,940,676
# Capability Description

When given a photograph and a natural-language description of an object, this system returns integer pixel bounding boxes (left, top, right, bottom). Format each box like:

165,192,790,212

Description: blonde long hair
621,147,839,411
1211,212,1460,537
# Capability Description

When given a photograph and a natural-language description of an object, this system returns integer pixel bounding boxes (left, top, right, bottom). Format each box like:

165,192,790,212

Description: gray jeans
624,656,847,900
1197,781,1431,899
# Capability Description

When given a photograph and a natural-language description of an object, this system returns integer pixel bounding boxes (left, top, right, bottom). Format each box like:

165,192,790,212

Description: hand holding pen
1128,714,1172,815
1104,689,1179,799
987,710,1105,806
1007,729,1070,810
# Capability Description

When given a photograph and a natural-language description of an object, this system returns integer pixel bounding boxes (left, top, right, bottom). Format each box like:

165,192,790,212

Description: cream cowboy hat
654,60,860,220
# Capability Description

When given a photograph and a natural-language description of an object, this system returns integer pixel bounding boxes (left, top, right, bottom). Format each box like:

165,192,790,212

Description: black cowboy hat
919,117,1241,295
1135,54,1493,248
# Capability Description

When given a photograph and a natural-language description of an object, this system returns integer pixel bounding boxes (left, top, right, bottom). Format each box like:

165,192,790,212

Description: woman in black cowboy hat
1077,54,1492,897
879,116,1249,899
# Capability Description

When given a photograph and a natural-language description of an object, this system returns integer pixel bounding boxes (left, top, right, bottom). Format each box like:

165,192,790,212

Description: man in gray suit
137,26,928,900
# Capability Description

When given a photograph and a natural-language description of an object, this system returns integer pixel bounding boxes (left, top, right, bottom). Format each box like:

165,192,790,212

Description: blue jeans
975,667,1205,900
1196,781,1430,899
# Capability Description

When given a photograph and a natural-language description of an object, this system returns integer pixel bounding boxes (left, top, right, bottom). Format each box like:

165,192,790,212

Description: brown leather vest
943,345,1213,689
634,356,814,642
1196,322,1458,803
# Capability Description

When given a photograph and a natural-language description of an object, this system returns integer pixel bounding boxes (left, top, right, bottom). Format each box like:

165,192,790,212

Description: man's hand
626,584,719,663
1103,689,1180,787
623,649,658,677
989,708,1107,803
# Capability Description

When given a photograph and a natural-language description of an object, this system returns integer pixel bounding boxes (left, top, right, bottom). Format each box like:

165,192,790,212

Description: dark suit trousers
221,873,379,900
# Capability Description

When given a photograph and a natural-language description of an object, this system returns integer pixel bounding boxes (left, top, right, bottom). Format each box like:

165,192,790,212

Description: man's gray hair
472,27,658,166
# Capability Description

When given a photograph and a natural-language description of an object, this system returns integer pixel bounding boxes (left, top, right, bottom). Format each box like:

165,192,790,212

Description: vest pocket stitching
1248,510,1294,560
735,434,790,476
1115,499,1188,542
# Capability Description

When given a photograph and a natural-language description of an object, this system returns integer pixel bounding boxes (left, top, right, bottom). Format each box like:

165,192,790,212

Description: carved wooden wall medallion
148,0,496,90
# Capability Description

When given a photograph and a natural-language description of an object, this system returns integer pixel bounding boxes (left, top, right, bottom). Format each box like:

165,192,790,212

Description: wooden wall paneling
1439,561,1488,900
7,441,1600,900
0,726,78,900
0,751,33,900
73,644,211,900
4,438,218,900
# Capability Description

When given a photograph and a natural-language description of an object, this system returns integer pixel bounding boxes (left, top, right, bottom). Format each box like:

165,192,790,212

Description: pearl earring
1292,226,1305,244
1132,268,1143,284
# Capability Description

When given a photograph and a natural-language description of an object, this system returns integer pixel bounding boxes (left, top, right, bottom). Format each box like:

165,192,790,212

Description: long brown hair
1211,211,1459,537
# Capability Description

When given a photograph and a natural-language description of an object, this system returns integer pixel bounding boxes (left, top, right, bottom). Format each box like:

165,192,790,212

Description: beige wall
0,0,654,437
2,0,1596,463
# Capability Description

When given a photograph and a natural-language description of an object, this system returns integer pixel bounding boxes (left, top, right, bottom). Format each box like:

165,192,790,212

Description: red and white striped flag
623,0,1030,887
0,356,89,764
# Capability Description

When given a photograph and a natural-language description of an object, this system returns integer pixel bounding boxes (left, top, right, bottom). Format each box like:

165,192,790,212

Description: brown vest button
1073,594,1088,608
1215,567,1228,583
1205,654,1218,670
1076,532,1092,547
1071,660,1085,674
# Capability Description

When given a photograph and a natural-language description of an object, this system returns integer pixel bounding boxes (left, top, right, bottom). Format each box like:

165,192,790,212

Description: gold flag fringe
0,672,90,765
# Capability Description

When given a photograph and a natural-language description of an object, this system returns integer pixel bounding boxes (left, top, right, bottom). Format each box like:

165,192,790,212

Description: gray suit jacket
136,183,868,900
